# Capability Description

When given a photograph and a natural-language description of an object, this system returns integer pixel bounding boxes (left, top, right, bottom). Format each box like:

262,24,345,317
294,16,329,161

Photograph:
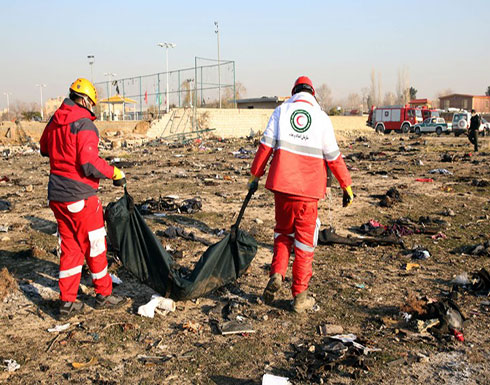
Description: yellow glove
247,175,259,193
112,166,126,187
342,185,353,207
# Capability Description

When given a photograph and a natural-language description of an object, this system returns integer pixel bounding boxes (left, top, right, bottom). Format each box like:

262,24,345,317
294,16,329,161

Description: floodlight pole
157,42,176,113
104,72,116,120
214,21,221,108
3,92,11,120
36,84,47,120
87,55,95,82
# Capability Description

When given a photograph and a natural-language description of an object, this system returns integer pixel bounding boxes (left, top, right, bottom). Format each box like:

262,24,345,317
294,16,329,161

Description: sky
1,0,489,108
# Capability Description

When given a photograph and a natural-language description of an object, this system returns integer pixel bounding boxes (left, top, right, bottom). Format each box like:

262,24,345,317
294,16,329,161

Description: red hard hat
292,76,315,96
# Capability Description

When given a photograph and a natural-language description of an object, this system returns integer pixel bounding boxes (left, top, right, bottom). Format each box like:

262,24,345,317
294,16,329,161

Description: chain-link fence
94,57,235,121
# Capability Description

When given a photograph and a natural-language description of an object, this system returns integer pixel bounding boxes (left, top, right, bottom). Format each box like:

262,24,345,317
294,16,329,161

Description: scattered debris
110,274,122,285
160,226,212,246
318,324,344,336
3,359,20,372
380,187,402,207
0,200,11,211
403,263,420,271
220,320,255,335
137,295,176,318
471,179,489,187
401,293,465,340
431,232,447,240
429,168,453,175
71,357,98,369
137,196,202,215
318,226,404,248
262,373,291,385
137,354,172,365
409,247,431,260
47,323,71,333
442,208,455,217
182,321,202,334
292,334,380,382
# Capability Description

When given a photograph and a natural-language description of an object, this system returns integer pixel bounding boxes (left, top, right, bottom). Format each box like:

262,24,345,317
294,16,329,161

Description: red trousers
271,193,320,297
49,195,112,302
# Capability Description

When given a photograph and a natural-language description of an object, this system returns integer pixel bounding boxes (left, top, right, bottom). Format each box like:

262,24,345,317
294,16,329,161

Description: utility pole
35,84,47,120
214,21,221,108
3,92,12,120
157,42,176,113
87,55,95,82
104,72,116,121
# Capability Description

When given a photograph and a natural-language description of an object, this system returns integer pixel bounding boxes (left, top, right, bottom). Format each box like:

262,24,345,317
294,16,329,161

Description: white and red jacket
250,92,351,200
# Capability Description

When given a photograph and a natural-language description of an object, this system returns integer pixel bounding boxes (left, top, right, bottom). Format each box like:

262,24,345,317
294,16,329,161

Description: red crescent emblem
296,115,304,126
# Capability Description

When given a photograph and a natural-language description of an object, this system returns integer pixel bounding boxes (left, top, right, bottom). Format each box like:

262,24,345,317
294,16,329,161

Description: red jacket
40,98,114,202
250,92,351,200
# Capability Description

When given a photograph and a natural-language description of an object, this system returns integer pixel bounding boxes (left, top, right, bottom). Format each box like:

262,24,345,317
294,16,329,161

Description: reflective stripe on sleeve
59,265,83,279
294,239,315,253
260,135,276,148
274,232,295,239
91,265,108,280
324,149,341,161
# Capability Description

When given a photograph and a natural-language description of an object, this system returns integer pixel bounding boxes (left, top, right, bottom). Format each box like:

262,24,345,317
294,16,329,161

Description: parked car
413,117,449,136
452,112,486,136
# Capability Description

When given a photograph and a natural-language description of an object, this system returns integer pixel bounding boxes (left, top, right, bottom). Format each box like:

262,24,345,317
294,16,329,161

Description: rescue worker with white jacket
248,76,353,313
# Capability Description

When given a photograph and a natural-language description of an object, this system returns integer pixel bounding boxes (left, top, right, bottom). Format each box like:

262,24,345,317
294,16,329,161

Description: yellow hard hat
69,78,98,105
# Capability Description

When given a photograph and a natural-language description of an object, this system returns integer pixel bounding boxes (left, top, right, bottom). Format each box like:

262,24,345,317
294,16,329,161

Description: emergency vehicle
367,105,423,134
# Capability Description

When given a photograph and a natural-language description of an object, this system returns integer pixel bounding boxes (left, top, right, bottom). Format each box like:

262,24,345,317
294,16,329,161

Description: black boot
59,301,84,320
95,294,128,310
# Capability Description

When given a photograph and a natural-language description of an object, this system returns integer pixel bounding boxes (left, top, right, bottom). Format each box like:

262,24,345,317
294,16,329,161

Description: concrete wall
0,109,372,145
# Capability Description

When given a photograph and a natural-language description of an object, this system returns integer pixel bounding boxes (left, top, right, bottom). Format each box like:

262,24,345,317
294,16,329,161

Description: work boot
95,294,128,310
262,273,282,305
59,300,84,320
292,291,315,313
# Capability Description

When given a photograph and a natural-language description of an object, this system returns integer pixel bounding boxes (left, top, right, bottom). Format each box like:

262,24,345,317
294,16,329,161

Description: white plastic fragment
4,359,20,372
262,373,291,385
137,294,176,318
110,274,123,285
47,323,70,333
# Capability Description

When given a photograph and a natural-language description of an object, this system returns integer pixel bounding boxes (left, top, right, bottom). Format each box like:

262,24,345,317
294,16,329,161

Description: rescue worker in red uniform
40,78,127,320
248,76,353,313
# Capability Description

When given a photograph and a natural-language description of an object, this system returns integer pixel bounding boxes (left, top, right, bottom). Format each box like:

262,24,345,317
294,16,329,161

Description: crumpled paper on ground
137,294,176,318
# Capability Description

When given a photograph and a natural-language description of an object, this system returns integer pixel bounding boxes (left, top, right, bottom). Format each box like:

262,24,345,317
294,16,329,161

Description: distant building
439,94,490,113
236,96,288,109
409,98,432,108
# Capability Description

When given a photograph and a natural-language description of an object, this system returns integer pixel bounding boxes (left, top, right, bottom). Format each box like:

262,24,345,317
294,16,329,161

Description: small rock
255,218,264,225
1,236,10,242
443,208,455,217
25,185,33,192
318,324,344,336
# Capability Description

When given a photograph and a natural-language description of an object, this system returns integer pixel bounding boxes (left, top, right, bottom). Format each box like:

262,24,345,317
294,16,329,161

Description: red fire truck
367,105,423,134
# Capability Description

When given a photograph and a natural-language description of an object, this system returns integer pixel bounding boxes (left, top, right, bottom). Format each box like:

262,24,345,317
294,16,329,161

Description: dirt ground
0,126,489,384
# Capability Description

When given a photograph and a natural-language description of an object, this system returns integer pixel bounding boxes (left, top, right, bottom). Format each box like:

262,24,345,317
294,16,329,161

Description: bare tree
316,83,332,111
222,81,246,108
396,66,410,104
377,71,383,106
383,92,396,106
346,93,362,112
370,69,377,106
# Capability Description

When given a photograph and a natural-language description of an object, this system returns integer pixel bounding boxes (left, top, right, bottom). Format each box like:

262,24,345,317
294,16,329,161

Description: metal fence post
139,76,142,119
233,61,236,108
